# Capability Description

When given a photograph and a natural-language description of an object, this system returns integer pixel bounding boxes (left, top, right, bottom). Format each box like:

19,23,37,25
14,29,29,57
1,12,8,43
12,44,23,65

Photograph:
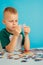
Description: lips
12,27,15,28
12,26,16,28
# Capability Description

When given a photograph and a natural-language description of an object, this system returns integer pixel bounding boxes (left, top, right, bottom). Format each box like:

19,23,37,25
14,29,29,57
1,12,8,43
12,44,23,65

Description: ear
3,20,6,24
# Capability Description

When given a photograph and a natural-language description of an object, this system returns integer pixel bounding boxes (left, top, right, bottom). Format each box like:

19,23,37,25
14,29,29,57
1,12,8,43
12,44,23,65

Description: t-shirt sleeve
21,32,25,46
0,31,10,49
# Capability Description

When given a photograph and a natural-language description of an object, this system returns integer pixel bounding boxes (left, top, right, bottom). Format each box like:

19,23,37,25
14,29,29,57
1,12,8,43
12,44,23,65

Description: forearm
24,34,30,51
6,35,18,52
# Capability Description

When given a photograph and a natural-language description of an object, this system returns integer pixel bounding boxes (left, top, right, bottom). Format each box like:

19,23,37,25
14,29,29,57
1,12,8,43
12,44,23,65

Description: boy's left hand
24,26,30,35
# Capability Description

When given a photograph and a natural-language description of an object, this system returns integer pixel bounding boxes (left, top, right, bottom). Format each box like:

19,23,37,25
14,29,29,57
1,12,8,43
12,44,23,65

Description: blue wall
0,0,43,48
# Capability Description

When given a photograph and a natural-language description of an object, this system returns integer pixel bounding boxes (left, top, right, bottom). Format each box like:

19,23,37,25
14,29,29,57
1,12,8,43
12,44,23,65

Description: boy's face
3,11,18,31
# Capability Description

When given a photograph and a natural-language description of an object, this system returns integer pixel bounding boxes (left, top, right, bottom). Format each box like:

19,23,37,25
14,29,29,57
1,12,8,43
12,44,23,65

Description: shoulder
0,28,10,38
0,28,6,33
0,28,6,39
0,28,7,36
0,28,6,35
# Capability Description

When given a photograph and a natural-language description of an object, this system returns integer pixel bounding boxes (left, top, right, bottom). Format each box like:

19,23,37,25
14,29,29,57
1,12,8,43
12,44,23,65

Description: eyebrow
9,20,14,22
9,20,18,22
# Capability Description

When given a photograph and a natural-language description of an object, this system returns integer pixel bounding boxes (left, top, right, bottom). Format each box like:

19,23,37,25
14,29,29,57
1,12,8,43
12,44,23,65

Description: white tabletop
0,49,43,65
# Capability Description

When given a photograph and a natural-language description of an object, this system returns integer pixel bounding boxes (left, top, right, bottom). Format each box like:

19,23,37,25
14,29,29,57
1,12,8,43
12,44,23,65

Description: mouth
12,26,16,28
12,27,15,28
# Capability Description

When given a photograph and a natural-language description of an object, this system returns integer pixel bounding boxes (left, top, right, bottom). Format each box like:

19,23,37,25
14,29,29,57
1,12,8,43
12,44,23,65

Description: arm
6,25,21,52
6,35,18,52
24,34,30,51
24,26,30,51
0,29,19,52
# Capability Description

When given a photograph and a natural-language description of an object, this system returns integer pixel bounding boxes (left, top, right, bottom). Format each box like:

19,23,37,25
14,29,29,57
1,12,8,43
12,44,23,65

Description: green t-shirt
0,28,24,49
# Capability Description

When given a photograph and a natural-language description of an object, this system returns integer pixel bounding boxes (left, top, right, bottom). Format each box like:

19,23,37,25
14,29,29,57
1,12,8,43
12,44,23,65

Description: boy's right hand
13,25,21,36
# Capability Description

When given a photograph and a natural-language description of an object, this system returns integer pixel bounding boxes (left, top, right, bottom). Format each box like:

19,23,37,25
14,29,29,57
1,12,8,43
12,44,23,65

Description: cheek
9,23,13,27
6,22,12,27
16,22,18,25
14,21,18,24
16,23,18,25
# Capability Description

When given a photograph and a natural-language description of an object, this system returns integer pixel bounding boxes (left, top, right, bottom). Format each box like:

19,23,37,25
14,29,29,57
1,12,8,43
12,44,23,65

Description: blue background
0,0,43,48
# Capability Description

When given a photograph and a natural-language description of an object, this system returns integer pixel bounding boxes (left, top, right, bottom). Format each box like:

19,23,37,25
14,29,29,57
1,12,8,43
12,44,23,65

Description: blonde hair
4,7,17,14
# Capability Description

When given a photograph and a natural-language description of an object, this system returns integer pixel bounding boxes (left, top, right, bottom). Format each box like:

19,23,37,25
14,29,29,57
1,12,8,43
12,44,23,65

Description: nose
13,22,15,25
13,21,15,25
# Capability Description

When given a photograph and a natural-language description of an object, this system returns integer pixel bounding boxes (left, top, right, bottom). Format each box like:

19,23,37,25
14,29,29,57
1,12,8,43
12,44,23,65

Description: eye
9,20,13,22
15,20,18,22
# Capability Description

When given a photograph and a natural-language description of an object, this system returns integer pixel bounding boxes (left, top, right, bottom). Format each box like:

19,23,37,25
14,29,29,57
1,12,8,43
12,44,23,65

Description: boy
0,7,30,52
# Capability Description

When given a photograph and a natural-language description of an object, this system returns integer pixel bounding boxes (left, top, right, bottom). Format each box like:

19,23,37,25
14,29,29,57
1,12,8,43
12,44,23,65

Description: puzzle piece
19,51,34,58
